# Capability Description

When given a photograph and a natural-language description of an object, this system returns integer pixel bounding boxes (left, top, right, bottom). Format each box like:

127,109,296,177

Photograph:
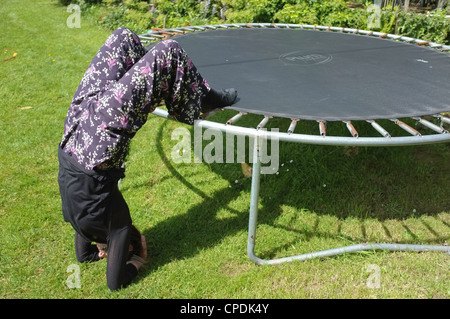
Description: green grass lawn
0,0,449,299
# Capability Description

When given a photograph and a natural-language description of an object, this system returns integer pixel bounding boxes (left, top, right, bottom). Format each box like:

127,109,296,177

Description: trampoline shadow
139,120,450,271
138,122,253,273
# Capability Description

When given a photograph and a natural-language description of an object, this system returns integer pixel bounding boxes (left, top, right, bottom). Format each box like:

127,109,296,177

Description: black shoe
202,88,238,112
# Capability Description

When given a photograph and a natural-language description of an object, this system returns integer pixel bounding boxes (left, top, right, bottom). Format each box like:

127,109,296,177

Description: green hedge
64,0,450,44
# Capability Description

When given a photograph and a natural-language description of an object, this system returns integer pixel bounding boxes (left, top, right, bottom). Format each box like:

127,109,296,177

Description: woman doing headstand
57,27,237,291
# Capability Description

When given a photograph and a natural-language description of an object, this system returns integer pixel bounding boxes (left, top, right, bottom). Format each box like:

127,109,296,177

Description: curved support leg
247,135,450,265
247,134,262,263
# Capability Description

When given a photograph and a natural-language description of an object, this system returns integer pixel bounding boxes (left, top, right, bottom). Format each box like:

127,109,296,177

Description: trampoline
140,23,450,264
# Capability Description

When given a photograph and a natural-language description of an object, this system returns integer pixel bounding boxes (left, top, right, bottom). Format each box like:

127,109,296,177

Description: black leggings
75,231,138,291
58,148,140,291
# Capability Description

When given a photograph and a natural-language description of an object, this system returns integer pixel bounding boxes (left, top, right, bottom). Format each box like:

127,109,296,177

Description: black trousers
57,147,138,291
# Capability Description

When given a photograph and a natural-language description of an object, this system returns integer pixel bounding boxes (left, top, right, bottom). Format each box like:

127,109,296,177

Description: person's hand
126,236,148,271
97,243,107,259
139,235,148,261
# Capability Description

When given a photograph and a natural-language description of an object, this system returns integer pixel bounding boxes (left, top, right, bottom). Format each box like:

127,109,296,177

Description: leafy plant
396,9,450,43
274,3,317,24
73,0,450,44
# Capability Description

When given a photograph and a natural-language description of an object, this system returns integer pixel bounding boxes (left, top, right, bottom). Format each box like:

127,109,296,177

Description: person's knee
154,39,182,52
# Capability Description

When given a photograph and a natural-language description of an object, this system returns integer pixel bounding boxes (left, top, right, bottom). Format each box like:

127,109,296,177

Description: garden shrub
273,3,317,24
71,0,450,44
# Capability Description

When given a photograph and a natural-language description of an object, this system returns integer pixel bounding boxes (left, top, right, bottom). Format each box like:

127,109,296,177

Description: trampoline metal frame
140,23,450,52
143,24,450,264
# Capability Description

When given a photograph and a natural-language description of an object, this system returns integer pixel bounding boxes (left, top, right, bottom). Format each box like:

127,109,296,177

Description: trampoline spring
226,112,245,125
413,117,447,134
391,119,421,136
257,116,271,130
287,119,299,134
193,26,207,31
366,120,391,138
139,35,158,42
318,121,327,137
146,34,166,39
181,26,196,32
172,29,187,34
159,31,178,39
435,115,450,125
343,121,359,138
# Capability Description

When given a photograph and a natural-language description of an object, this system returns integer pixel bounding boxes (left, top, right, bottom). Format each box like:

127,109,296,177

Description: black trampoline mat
171,28,450,121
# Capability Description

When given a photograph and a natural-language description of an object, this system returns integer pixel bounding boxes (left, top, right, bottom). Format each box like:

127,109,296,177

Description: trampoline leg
246,138,450,265
247,135,263,264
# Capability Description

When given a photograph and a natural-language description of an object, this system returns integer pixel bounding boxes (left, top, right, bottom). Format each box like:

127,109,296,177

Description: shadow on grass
139,121,252,273
139,119,450,274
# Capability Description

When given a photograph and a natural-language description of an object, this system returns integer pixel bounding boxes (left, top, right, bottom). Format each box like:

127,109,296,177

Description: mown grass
0,0,449,299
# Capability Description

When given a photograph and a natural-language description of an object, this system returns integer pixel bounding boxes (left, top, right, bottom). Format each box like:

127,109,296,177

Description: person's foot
202,88,238,111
